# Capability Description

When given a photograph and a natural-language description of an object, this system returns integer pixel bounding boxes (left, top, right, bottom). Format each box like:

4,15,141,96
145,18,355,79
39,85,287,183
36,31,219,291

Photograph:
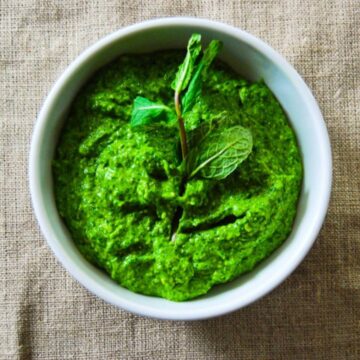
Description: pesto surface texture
53,50,302,301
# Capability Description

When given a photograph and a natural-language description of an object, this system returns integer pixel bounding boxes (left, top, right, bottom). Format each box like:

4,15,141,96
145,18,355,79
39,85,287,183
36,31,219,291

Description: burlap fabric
1,1,359,359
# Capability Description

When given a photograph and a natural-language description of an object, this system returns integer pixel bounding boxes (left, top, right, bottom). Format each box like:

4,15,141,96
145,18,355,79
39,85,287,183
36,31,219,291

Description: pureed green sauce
53,50,302,301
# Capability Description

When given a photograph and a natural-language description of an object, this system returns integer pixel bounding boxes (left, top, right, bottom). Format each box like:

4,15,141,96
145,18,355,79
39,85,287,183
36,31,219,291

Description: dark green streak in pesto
53,50,303,301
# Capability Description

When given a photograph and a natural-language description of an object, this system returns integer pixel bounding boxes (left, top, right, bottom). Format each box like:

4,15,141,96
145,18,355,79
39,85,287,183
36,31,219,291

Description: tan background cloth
1,0,359,359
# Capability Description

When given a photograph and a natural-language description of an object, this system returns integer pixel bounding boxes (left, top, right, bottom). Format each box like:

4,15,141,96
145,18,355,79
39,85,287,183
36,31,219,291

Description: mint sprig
129,34,253,182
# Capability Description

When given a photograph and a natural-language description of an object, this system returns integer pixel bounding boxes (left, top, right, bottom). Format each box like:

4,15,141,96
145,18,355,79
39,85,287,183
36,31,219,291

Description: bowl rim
29,17,332,320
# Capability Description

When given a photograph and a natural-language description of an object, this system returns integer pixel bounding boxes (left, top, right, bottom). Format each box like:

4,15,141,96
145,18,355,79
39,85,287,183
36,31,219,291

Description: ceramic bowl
29,17,332,320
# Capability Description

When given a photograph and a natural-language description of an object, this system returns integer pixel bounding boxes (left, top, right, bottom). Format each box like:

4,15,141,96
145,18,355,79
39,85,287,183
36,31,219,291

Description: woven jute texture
1,0,359,359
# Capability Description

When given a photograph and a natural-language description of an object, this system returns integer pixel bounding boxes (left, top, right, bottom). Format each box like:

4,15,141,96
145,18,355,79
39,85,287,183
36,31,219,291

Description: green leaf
171,34,202,93
187,125,253,180
181,40,223,114
130,96,176,127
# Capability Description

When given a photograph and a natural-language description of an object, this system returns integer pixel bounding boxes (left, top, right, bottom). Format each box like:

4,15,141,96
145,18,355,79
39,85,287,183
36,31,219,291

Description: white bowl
29,17,332,320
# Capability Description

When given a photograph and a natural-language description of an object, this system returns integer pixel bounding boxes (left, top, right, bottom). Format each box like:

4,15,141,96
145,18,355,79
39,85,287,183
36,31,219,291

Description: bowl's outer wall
30,18,332,320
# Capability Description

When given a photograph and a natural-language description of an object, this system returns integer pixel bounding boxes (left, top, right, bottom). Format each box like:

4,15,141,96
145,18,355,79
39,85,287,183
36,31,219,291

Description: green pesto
53,51,303,301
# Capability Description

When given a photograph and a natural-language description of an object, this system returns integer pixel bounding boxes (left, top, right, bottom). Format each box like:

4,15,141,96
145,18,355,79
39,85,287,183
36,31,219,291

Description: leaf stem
174,91,188,160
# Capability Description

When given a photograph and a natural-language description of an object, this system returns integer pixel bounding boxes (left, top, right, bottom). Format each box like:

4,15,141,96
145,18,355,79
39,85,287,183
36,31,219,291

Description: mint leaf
171,34,202,94
130,96,175,127
187,125,253,180
181,40,222,114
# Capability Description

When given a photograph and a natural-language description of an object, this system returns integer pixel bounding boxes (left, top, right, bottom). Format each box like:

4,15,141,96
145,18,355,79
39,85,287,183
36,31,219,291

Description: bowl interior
30,19,331,319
